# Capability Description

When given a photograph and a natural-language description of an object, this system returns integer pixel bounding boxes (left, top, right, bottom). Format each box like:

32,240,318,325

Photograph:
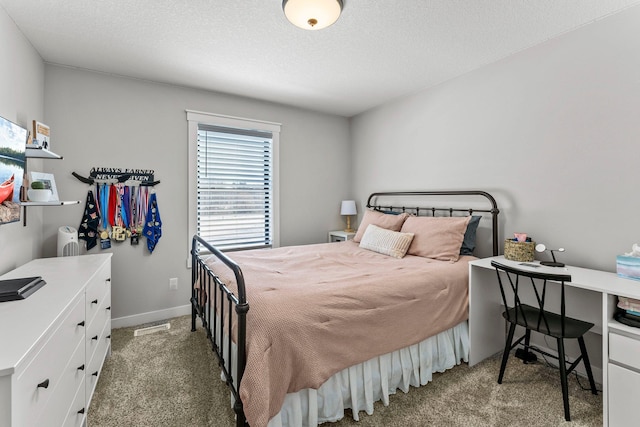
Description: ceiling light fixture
282,0,343,30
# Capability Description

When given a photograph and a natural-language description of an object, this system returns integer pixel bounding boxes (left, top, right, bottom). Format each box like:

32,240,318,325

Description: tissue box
617,255,640,281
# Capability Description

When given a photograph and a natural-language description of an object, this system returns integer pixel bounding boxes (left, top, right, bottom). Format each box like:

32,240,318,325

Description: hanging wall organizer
73,167,162,253
72,166,160,186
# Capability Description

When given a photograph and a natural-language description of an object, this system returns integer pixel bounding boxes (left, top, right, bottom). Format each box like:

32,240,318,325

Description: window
188,111,280,252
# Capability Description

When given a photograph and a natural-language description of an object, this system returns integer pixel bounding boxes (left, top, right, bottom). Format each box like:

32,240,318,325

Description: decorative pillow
359,224,414,259
460,215,481,255
353,209,410,243
400,216,471,262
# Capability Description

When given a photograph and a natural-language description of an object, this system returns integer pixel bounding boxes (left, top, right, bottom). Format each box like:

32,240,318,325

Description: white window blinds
197,124,273,251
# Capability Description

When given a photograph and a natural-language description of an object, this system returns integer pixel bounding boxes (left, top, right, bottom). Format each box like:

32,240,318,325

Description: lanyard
108,184,117,227
100,184,109,229
120,185,129,228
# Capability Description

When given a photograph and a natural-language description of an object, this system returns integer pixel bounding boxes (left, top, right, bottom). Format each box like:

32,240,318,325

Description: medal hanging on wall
100,183,112,249
111,183,128,242
134,186,148,246
129,184,139,245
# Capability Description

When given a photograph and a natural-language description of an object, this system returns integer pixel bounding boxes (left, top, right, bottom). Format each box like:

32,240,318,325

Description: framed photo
29,172,59,201
30,120,51,150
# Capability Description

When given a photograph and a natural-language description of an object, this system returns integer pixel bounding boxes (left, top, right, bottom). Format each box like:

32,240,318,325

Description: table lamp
340,200,357,232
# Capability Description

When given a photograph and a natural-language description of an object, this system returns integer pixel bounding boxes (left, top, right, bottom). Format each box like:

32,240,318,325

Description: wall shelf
22,147,76,226
25,146,63,159
21,201,79,207
21,200,80,226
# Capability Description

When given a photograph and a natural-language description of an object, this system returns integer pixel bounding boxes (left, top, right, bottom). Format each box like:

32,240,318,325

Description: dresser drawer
14,295,85,426
609,332,640,370
33,338,85,427
62,376,87,427
86,317,111,405
86,287,111,366
86,263,111,326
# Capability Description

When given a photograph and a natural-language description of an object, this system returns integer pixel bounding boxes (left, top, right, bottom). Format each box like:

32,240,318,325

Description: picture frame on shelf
29,172,59,201
30,121,50,150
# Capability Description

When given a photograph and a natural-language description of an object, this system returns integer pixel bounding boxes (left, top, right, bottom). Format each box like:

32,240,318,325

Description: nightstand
328,230,355,242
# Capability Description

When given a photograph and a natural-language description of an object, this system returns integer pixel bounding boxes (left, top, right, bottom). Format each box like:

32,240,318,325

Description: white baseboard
112,304,192,329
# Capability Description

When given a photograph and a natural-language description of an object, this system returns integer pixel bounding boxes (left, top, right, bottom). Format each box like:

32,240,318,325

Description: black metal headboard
366,191,500,256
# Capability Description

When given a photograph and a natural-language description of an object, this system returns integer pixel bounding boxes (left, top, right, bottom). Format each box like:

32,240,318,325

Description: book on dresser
0,276,46,302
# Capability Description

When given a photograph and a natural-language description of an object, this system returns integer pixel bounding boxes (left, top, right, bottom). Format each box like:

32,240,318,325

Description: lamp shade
340,200,357,216
283,0,343,30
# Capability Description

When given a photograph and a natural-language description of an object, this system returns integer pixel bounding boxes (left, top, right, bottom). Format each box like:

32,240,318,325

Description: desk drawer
609,332,640,370
608,363,640,426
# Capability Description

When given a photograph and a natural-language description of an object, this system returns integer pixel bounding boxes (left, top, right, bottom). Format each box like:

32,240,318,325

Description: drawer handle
106,334,111,339
106,278,111,283
91,299,98,304
78,364,85,371
37,379,50,389
92,371,99,377
77,320,85,327
91,335,98,341
106,306,111,311
77,408,85,415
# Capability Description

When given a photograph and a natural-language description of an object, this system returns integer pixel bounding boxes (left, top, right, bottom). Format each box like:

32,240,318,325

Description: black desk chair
491,260,598,422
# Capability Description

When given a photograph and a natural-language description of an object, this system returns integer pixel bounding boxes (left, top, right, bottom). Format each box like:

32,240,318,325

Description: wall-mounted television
0,115,27,225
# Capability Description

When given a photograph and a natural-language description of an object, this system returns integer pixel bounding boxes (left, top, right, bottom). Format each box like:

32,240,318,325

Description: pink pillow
353,210,410,243
400,216,471,261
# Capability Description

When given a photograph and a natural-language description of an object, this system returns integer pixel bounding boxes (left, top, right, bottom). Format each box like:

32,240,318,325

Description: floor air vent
133,323,171,337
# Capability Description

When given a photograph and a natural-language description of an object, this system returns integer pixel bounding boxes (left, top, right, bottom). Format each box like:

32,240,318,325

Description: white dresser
0,254,112,427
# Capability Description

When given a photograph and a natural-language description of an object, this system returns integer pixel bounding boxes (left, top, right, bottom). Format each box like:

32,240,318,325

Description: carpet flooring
89,316,602,426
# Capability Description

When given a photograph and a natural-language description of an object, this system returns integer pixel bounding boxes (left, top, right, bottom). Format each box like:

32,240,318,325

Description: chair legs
498,323,516,384
523,329,531,355
557,338,571,422
578,337,598,395
499,331,596,422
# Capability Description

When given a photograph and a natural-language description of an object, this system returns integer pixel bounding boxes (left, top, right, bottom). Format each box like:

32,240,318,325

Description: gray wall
0,7,45,274
5,2,640,333
42,66,350,323
351,5,640,273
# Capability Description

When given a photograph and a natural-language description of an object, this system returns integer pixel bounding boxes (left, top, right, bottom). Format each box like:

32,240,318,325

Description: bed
191,191,500,427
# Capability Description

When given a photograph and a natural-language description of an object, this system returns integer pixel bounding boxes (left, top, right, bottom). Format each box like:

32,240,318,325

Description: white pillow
359,224,415,259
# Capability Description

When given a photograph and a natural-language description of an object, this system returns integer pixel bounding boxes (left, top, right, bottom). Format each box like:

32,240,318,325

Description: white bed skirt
265,321,470,427
217,319,468,426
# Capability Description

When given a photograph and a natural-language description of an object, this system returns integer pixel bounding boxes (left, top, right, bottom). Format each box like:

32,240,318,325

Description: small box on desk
616,255,640,281
504,239,536,262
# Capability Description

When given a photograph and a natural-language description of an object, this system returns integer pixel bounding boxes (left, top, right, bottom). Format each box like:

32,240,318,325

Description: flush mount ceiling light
282,0,343,30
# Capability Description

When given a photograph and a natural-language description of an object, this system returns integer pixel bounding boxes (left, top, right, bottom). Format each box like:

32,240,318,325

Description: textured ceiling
1,0,639,117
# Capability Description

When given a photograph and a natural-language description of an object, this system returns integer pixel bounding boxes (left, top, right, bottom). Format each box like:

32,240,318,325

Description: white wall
0,6,45,274
42,66,350,323
351,4,640,273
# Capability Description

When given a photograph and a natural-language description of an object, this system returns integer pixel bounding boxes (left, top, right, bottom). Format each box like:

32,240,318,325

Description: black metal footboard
191,235,249,427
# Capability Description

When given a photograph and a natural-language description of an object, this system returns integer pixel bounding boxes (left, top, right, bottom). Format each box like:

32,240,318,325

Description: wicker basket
504,239,536,262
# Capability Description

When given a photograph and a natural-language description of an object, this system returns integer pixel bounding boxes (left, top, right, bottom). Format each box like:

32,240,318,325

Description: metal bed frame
191,190,500,427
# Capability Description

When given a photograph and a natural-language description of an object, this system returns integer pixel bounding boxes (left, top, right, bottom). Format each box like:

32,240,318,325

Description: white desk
469,256,640,426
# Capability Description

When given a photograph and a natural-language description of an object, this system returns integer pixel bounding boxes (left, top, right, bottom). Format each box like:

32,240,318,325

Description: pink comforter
204,241,473,427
